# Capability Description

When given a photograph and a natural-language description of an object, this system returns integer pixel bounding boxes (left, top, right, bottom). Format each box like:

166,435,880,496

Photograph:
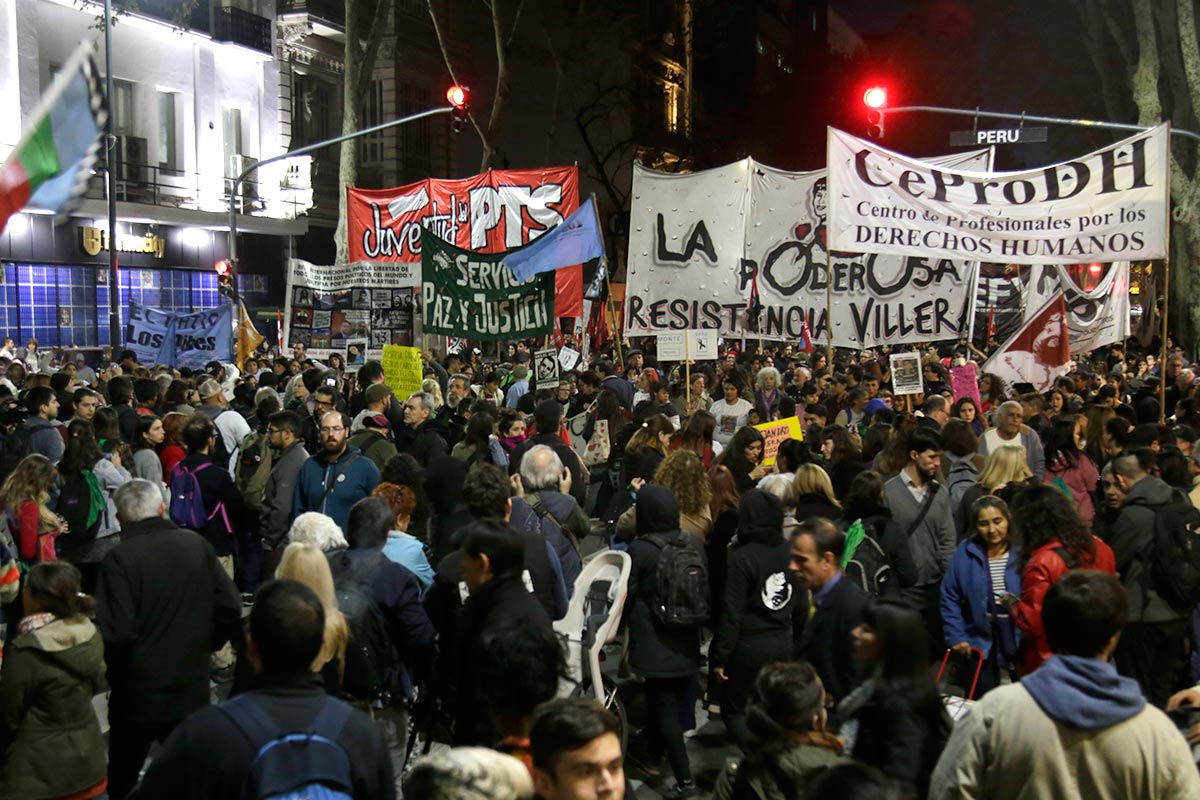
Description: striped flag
0,42,108,234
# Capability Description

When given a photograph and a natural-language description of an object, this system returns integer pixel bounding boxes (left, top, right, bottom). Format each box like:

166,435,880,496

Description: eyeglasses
320,426,345,434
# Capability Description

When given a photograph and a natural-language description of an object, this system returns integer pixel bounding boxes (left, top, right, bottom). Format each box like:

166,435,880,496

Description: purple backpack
168,462,231,534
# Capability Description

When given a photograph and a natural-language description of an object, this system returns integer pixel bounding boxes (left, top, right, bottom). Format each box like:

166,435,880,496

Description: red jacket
1011,536,1116,675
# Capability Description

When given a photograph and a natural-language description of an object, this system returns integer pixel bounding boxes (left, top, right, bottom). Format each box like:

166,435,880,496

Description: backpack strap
1054,546,1077,570
904,482,939,539
222,694,353,752
317,453,361,511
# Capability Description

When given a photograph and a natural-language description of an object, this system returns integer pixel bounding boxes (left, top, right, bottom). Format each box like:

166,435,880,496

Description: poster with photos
890,351,924,396
284,258,420,359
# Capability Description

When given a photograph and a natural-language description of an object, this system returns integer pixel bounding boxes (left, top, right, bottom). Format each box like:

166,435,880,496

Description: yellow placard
753,416,804,467
382,344,423,401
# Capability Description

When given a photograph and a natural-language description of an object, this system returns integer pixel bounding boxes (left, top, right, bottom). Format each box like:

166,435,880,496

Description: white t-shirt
709,398,754,445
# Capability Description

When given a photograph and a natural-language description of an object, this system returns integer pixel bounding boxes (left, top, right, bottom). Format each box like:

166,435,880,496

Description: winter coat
171,452,250,557
510,432,589,509
57,456,132,565
0,616,107,800
793,493,842,525
260,441,308,550
399,420,448,468
627,486,702,678
941,536,1022,658
796,574,867,701
945,453,981,539
95,516,242,724
1106,475,1191,622
293,447,382,534
824,458,865,500
1045,454,1100,529
21,416,64,464
846,684,951,799
712,742,847,800
929,661,1200,800
1010,536,1116,674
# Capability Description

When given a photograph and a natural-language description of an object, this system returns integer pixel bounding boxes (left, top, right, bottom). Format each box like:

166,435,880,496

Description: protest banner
890,352,923,395
753,416,804,467
347,167,583,318
950,363,982,409
624,150,989,347
381,344,423,401
126,301,233,369
420,230,555,340
827,125,1170,264
982,294,1071,393
284,259,416,358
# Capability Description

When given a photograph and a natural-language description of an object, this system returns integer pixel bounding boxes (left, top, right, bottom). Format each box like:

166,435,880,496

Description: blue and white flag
502,196,605,282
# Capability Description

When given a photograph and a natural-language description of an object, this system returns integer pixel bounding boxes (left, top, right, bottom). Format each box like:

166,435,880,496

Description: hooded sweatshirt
711,490,800,667
1022,654,1144,729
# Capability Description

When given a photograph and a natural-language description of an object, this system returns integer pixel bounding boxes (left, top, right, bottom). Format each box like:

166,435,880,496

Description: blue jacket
940,537,1021,657
292,447,381,534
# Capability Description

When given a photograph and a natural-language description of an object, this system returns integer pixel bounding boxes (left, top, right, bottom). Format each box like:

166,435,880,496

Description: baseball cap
363,413,390,430
365,383,392,404
197,379,224,400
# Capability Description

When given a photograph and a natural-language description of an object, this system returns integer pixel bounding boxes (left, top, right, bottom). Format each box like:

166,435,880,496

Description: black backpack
328,550,400,705
1144,497,1200,611
0,426,32,486
844,518,894,597
644,531,710,627
55,470,105,547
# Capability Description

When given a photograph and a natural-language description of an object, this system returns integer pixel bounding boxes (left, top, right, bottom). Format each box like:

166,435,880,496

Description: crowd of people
0,332,1199,798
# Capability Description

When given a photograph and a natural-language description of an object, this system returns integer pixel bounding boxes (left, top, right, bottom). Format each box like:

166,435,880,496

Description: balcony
214,7,273,55
279,0,345,27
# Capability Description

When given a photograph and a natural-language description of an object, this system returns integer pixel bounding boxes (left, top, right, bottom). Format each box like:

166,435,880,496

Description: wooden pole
825,261,834,367
1160,125,1173,424
685,328,692,411
603,260,623,368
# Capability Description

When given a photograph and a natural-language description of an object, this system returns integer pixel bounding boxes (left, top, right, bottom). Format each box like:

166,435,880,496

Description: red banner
348,167,582,319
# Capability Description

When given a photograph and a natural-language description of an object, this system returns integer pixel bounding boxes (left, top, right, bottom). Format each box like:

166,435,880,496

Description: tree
334,0,393,264
1074,1,1200,353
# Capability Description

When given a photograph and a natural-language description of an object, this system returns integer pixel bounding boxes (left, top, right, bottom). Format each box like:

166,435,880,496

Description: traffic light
864,86,888,139
215,259,235,299
446,84,470,133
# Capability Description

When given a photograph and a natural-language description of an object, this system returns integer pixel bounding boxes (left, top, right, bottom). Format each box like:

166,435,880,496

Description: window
397,81,432,182
157,91,178,171
113,79,134,135
360,79,384,164
662,81,680,134
292,73,333,148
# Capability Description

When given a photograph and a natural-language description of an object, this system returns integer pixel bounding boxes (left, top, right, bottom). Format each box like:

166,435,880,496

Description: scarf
18,612,56,636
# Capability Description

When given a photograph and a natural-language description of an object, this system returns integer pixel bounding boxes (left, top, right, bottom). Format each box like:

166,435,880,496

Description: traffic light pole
880,104,1200,145
226,105,454,269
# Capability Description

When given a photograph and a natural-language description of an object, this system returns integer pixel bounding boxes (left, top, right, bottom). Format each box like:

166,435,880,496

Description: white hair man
518,444,590,561
95,479,242,799
977,399,1046,480
401,390,449,467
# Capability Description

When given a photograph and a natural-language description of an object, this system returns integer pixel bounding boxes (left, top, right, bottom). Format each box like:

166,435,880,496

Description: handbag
37,531,58,563
582,419,610,466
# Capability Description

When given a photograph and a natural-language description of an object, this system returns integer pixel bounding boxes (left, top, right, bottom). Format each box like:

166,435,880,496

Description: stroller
554,548,632,747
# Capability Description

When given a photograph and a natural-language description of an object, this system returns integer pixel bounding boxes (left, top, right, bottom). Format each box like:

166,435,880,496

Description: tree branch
426,0,488,143
1130,0,1163,126
506,0,526,50
1176,0,1200,121
354,0,393,109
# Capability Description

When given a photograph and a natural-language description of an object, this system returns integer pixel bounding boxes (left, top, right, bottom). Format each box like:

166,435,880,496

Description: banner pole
1160,122,1173,424
825,264,834,367
685,329,692,412
603,260,624,368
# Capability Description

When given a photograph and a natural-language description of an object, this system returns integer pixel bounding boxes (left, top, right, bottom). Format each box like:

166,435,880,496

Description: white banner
284,258,417,359
827,124,1170,264
625,150,990,348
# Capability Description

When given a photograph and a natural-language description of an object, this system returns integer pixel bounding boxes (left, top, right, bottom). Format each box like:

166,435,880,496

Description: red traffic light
863,86,888,109
214,259,232,278
446,85,468,108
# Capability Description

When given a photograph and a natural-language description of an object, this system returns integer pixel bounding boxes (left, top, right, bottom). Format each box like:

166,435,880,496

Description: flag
747,270,763,333
987,305,997,340
799,318,813,353
236,302,264,371
586,297,610,352
0,42,107,234
277,310,284,352
502,196,606,282
583,258,607,301
982,293,1071,393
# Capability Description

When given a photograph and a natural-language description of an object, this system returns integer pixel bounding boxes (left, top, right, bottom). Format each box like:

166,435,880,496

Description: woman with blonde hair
0,454,63,565
958,444,1036,527
422,377,445,410
275,542,349,690
655,449,714,540
792,463,841,522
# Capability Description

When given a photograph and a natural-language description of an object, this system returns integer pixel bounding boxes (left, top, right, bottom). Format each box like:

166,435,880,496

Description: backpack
168,462,232,535
1144,498,1200,611
56,470,105,545
220,694,354,800
328,550,400,705
235,430,274,511
644,531,710,626
0,427,31,486
842,518,894,597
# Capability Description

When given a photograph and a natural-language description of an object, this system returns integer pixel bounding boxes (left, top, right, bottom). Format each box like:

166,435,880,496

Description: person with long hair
672,410,720,468
818,425,865,498
719,425,769,493
653,449,713,540
622,414,674,485
1044,388,1067,419
711,662,847,799
951,396,985,436
452,411,495,466
792,463,841,521
57,420,132,588
941,496,1022,695
958,444,1035,520
91,406,121,448
0,454,62,565
978,373,1007,416
0,562,106,799
834,599,951,798
274,542,350,693
1005,484,1116,675
131,414,166,488
491,408,527,469
706,464,742,683
711,489,803,753
158,411,188,477
1042,415,1100,529
941,418,982,539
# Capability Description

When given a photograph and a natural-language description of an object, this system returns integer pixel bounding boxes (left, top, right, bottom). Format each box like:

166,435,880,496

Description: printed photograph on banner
346,339,367,368
290,328,311,346
371,329,390,348
890,352,923,396
392,290,413,309
312,293,333,310
372,289,392,307
390,329,415,347
352,289,371,309
291,306,312,326
311,310,332,332
292,287,312,307
535,348,560,388
330,290,352,310
311,334,331,350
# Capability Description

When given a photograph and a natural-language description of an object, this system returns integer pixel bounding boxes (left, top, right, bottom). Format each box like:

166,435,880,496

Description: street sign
949,126,1048,147
656,329,719,361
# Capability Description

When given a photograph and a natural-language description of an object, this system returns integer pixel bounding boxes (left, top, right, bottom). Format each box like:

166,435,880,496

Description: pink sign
950,363,982,410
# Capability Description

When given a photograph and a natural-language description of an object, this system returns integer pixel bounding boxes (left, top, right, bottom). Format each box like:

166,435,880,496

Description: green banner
420,230,555,340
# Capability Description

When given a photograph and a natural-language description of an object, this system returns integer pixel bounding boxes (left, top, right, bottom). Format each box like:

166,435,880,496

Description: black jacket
847,687,950,799
797,574,867,701
711,490,802,667
626,486,702,679
509,432,587,508
453,574,553,746
601,375,634,410
174,452,252,557
95,516,242,724
793,493,842,524
400,420,449,467
128,673,394,800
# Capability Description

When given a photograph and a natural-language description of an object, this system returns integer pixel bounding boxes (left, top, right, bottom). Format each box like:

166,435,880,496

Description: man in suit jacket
790,516,868,701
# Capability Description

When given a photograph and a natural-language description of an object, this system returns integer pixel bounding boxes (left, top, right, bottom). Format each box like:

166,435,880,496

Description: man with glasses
299,384,338,453
260,411,309,553
293,410,381,533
